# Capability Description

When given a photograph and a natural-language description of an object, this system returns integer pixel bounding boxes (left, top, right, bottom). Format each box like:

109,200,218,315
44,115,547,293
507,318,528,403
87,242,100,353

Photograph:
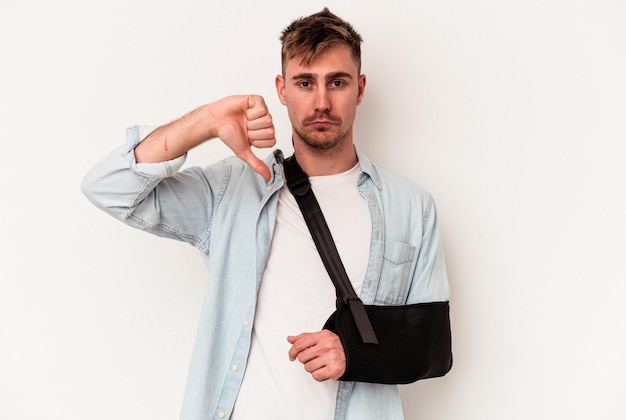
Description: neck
293,140,358,176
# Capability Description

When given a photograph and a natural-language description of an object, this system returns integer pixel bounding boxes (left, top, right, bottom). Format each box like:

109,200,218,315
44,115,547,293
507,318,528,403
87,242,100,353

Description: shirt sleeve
407,194,451,303
81,125,221,251
127,125,187,178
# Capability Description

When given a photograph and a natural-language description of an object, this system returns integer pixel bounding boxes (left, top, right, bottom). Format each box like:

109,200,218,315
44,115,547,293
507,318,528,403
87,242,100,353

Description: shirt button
266,186,273,191
232,364,239,372
243,320,250,327
217,412,225,418
273,164,279,171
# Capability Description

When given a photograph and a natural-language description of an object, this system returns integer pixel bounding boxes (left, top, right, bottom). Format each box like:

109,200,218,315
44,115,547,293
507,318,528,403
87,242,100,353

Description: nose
314,86,331,113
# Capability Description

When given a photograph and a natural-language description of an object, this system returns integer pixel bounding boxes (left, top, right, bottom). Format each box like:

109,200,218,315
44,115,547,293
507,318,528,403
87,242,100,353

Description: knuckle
312,371,325,382
320,329,332,338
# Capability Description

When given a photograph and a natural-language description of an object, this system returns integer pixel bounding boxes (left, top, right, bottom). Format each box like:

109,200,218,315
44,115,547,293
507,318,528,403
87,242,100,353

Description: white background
1,0,625,419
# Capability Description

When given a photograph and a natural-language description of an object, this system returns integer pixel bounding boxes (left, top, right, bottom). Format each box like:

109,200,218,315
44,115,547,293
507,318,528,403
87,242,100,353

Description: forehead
284,44,359,78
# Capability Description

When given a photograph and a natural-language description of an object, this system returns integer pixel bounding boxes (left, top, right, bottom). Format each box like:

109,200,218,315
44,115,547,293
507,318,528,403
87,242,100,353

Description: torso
231,163,372,419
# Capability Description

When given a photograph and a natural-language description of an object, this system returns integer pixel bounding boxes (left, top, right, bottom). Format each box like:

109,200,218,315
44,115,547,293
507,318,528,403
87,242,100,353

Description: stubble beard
294,117,350,153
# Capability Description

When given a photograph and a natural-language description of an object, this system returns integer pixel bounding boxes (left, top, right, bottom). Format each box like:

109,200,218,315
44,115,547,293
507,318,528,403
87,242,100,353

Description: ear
356,74,367,105
275,75,287,105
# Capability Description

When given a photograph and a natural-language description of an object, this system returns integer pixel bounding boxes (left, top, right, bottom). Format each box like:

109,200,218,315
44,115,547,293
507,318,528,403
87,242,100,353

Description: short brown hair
279,8,363,74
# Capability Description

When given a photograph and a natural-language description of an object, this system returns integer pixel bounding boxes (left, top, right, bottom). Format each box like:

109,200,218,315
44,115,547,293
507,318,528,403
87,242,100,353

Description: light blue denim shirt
82,126,450,420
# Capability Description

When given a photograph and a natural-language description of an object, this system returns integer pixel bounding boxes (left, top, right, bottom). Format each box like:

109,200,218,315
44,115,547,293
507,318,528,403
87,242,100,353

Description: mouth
309,120,334,129
304,115,340,129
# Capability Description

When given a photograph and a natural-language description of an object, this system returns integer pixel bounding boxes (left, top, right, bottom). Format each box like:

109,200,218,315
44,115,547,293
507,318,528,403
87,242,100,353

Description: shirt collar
355,148,382,190
271,147,382,191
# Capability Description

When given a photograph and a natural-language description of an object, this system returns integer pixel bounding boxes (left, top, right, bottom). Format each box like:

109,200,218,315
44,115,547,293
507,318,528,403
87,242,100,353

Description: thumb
237,147,271,182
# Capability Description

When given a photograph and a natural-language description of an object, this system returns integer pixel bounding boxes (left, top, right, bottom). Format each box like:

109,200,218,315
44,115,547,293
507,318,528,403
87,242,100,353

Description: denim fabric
82,125,450,420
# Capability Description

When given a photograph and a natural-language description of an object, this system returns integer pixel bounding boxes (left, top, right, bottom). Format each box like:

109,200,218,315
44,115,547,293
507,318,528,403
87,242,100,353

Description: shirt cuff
125,125,187,178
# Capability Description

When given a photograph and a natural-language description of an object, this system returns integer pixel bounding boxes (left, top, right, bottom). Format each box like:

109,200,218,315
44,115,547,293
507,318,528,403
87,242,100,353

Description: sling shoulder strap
283,154,378,344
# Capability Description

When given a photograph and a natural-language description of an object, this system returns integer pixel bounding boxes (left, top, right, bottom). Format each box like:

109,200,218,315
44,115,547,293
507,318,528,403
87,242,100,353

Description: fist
287,330,346,382
214,95,277,181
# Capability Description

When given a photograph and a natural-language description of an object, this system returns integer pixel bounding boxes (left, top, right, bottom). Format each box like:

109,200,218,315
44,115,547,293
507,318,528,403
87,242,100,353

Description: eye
299,81,311,88
330,80,344,88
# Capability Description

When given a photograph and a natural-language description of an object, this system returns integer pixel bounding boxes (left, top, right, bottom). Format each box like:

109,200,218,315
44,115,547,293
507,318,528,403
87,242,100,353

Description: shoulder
377,165,435,218
357,148,430,195
360,152,434,207
374,164,430,196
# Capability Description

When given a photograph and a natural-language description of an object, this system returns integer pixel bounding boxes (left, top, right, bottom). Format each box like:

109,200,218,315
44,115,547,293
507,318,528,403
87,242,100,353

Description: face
276,45,366,152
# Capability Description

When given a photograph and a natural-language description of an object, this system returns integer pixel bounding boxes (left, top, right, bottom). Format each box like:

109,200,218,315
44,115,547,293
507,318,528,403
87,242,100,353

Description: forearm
81,133,215,246
135,104,217,163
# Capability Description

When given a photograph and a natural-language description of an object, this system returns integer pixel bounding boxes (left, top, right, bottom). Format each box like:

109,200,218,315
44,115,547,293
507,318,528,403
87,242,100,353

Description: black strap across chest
283,154,378,344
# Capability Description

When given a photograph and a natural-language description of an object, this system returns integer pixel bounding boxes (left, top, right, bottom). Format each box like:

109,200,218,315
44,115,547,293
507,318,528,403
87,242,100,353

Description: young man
83,8,450,420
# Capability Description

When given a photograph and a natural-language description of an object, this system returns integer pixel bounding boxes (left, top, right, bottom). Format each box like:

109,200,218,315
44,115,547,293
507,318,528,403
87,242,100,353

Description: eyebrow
291,71,354,81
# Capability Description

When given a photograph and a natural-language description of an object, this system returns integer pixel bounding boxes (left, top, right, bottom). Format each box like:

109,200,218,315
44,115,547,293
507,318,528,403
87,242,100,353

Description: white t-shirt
231,164,372,419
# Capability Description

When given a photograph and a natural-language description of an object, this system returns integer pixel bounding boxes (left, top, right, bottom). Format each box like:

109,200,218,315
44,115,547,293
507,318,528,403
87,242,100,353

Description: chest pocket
377,240,416,305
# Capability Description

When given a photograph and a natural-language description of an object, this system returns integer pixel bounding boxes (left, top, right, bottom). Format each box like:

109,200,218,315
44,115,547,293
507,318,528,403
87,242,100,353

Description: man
82,8,450,420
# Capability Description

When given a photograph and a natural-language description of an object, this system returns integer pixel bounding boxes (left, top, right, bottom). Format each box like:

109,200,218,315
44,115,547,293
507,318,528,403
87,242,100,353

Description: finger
303,357,326,374
296,332,344,365
310,366,332,382
308,352,346,381
311,365,343,382
247,129,276,147
296,347,317,365
304,356,344,382
289,333,328,364
288,333,317,354
237,148,271,182
246,113,274,131
246,95,269,120
287,340,301,362
287,333,313,361
246,104,276,148
249,139,277,150
247,126,276,144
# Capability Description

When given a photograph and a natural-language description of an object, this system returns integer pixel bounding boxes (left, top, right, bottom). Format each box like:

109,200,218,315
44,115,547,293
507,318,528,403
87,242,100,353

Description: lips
303,115,341,127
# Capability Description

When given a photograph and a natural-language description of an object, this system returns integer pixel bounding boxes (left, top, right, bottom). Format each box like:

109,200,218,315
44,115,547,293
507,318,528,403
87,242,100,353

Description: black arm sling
283,154,452,384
